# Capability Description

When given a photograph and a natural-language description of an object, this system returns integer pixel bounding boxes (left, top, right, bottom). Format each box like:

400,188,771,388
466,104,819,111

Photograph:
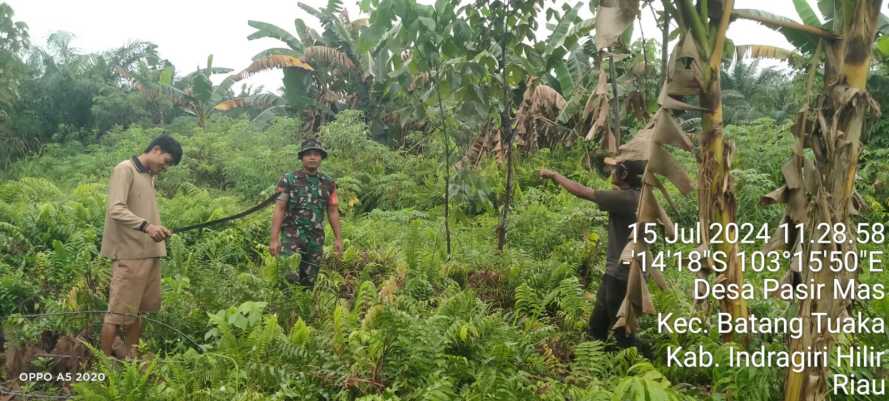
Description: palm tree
0,3,30,168
720,59,796,124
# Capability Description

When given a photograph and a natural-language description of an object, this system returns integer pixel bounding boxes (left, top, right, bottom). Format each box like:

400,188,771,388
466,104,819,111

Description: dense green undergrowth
1,112,887,401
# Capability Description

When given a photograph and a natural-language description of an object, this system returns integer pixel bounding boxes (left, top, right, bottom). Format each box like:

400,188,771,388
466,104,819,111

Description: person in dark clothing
539,159,646,349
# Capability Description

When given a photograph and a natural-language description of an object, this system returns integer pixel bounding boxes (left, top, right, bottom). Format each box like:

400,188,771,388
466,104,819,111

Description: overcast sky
5,0,811,94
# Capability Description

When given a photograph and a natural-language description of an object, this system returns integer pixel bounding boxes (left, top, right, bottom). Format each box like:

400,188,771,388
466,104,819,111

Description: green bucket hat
298,138,328,159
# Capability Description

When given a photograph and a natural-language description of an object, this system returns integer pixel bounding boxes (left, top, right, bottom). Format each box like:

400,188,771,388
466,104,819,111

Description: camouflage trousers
281,230,324,288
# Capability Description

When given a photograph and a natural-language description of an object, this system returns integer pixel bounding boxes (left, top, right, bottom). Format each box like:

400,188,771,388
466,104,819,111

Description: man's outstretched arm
539,168,596,201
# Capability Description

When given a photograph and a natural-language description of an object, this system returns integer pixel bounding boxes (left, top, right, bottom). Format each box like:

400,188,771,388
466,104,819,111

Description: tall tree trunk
784,2,883,400
612,0,743,337
197,107,207,129
613,0,750,338
660,6,669,88
496,0,514,251
705,0,749,340
608,54,622,145
435,67,453,259
676,0,748,341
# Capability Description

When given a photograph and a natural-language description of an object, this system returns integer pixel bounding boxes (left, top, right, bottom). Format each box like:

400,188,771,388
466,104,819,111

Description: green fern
569,341,609,385
353,280,379,314
72,344,164,401
611,362,684,401
514,283,544,319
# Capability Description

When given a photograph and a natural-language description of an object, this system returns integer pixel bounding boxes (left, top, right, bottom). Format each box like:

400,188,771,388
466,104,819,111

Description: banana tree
612,0,750,341
738,1,886,400
514,2,597,153
242,0,373,131
129,55,237,128
591,0,639,155
672,0,749,331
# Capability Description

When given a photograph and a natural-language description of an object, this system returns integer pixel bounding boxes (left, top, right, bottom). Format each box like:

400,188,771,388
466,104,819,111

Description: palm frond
297,2,325,20
247,20,303,51
732,9,837,53
351,18,369,30
735,44,806,68
251,48,301,61
140,83,194,111
213,93,284,111
251,105,290,127
303,46,356,71
294,19,322,46
180,67,234,84
234,55,314,81
212,76,240,101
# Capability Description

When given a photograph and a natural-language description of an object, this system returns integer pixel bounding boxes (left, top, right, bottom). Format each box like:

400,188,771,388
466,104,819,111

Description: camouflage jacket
276,170,337,239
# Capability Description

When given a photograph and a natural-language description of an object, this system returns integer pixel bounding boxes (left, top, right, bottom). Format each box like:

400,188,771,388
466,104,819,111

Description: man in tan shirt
100,135,181,358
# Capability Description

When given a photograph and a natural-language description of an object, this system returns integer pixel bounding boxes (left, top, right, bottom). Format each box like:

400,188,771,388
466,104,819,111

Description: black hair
144,135,182,165
616,160,646,189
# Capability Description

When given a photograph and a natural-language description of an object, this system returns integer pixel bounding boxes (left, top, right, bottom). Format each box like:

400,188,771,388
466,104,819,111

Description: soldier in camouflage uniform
269,139,343,287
